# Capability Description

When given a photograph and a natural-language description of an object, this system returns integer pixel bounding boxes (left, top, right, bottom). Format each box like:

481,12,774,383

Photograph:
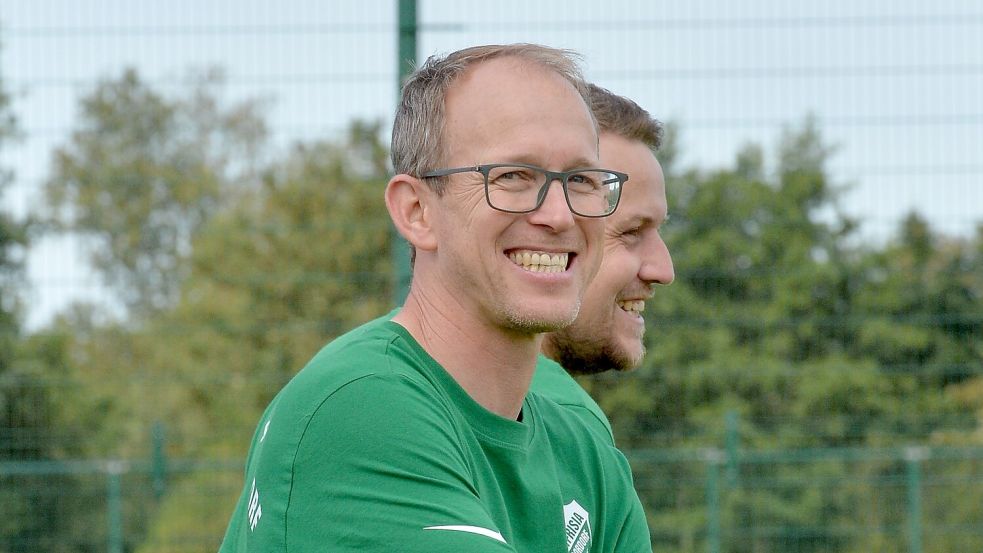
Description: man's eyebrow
617,215,652,228
619,213,670,229
495,154,599,170
566,157,602,169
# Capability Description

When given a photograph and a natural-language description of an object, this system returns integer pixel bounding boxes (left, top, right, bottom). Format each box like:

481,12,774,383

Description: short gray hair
391,44,594,194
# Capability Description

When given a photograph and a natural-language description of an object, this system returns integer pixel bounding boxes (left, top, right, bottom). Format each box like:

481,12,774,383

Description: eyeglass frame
419,162,628,218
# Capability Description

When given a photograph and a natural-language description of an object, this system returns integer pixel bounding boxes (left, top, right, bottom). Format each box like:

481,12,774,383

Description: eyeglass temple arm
419,166,480,178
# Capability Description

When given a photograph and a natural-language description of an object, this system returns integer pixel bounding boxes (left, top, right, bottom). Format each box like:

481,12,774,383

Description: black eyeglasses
420,163,627,218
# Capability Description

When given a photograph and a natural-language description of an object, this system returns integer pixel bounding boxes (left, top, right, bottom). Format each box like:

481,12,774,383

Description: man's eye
568,174,603,189
494,170,536,182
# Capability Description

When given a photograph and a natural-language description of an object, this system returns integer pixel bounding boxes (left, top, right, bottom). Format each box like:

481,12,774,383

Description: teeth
508,250,569,273
617,300,645,313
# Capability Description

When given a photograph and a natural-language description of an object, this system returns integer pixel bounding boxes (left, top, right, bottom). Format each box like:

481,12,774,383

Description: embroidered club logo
563,500,591,553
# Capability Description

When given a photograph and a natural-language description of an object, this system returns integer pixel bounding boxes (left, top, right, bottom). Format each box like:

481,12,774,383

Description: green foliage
585,118,983,553
136,470,242,553
74,121,395,543
9,118,394,550
0,35,56,553
157,120,393,453
7,63,982,550
41,68,269,318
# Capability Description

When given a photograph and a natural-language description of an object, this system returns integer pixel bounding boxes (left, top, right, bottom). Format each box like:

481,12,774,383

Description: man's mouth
617,300,644,314
507,250,571,273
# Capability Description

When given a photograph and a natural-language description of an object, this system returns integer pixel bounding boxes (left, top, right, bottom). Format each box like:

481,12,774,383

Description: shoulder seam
559,403,616,445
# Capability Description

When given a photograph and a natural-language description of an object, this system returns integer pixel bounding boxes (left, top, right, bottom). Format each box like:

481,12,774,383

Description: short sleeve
607,448,653,553
284,375,517,552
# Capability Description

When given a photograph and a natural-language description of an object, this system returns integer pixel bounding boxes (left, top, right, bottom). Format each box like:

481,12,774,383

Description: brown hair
587,83,663,151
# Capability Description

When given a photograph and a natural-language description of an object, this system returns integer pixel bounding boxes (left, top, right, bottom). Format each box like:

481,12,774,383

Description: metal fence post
392,0,417,306
152,421,167,500
725,410,740,487
905,446,928,553
106,460,125,553
704,448,725,553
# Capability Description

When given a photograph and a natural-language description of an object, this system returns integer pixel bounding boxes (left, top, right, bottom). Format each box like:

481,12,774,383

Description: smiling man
534,84,675,443
220,45,652,552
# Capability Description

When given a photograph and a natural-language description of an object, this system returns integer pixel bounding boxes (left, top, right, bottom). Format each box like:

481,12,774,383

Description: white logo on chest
563,500,592,553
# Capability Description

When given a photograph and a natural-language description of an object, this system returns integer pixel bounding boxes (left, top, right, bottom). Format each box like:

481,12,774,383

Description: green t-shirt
220,317,651,552
530,356,615,445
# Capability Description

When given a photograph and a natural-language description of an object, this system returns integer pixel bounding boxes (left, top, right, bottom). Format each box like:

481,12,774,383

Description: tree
582,118,977,553
156,119,393,454
26,67,272,551
26,73,982,549
0,34,24,362
41,68,268,319
0,33,60,553
43,120,395,551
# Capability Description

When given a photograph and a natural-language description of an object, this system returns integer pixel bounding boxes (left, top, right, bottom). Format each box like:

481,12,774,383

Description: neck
393,284,541,420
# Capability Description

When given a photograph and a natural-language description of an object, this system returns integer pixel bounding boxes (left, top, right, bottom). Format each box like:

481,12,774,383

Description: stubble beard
545,326,644,376
501,297,582,335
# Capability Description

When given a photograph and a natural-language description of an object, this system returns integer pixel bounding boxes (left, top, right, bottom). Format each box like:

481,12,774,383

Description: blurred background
0,1,981,551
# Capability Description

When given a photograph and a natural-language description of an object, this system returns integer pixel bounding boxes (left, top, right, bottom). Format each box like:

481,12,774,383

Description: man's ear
385,174,438,253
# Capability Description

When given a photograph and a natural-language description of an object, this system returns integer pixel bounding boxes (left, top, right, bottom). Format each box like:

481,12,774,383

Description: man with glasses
220,44,652,552
533,84,674,444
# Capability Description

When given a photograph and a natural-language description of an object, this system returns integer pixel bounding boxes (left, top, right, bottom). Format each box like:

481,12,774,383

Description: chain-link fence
2,1,982,551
